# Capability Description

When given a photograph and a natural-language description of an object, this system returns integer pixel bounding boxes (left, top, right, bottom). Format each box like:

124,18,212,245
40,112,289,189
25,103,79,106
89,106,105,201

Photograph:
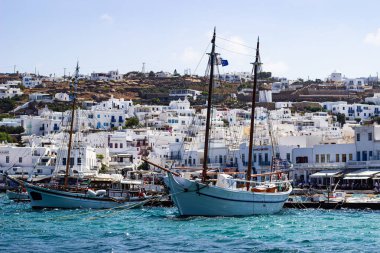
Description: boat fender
95,189,106,197
87,189,97,197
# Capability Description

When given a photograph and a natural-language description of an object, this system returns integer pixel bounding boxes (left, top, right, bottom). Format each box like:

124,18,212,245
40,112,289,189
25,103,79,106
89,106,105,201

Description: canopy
310,170,342,178
343,176,370,180
343,170,380,180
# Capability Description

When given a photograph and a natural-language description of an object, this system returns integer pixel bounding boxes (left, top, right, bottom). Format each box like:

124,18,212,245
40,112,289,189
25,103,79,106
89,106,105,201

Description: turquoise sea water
1,193,379,253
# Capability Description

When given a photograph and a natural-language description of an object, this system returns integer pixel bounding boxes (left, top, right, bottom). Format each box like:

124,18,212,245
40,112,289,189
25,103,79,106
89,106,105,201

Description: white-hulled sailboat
23,63,153,209
144,28,292,216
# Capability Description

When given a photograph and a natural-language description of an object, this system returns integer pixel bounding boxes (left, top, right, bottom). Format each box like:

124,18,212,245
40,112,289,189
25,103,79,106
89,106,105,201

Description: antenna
13,65,16,74
64,68,67,81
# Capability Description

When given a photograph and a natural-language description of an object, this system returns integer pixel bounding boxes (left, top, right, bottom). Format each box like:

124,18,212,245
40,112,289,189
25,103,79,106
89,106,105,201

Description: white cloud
364,28,380,46
264,61,289,76
100,13,114,24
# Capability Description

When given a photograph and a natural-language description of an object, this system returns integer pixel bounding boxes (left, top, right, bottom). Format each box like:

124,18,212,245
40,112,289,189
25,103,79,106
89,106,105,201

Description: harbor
3,0,380,252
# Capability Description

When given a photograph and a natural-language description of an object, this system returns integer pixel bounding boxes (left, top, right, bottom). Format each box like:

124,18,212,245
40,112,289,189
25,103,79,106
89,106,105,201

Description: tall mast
64,62,79,188
202,27,216,182
246,37,261,190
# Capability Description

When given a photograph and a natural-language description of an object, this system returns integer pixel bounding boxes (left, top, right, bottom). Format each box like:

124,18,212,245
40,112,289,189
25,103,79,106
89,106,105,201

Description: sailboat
145,28,292,216
22,63,153,209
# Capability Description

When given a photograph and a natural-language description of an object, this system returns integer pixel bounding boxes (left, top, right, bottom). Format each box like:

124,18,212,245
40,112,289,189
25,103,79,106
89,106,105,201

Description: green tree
336,113,346,126
137,161,149,170
152,98,160,104
0,125,24,134
125,116,139,128
0,98,16,113
148,71,155,78
0,132,13,143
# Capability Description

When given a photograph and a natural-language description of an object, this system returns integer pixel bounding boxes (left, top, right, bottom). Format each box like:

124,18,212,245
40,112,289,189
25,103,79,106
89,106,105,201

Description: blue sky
1,0,380,79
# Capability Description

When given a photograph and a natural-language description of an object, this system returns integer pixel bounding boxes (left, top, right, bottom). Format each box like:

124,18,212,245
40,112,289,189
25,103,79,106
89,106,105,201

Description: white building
0,145,54,176
0,81,23,98
169,89,202,100
90,70,123,82
54,92,71,102
329,71,343,82
272,78,289,93
22,75,42,88
344,78,367,92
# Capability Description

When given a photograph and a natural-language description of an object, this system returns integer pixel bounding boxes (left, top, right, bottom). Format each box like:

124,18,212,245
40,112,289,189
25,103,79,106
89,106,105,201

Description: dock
285,201,380,210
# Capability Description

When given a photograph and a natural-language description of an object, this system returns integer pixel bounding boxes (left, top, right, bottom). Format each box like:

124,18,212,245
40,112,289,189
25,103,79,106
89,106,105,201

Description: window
336,154,339,163
315,154,320,163
62,158,66,165
120,143,123,149
327,154,330,163
77,158,82,165
109,143,113,148
349,153,353,161
115,143,118,148
286,153,291,161
356,133,360,141
342,154,347,162
6,156,9,163
369,151,373,158
18,157,22,163
295,156,308,163
368,133,373,141
357,151,361,161
321,154,326,163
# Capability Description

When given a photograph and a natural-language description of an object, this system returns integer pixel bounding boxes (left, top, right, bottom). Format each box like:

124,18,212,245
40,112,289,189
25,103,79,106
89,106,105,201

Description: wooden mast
246,37,260,190
64,62,79,188
202,27,216,182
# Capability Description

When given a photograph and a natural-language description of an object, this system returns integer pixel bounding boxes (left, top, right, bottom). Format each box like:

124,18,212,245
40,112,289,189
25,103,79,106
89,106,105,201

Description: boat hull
24,183,147,209
6,190,30,201
166,173,291,216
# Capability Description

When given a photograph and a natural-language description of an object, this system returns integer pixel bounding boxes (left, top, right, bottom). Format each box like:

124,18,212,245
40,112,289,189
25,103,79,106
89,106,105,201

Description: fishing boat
23,63,153,209
145,28,292,216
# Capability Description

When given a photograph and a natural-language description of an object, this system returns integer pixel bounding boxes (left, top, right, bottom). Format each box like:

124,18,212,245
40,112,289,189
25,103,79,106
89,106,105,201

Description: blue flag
221,59,229,67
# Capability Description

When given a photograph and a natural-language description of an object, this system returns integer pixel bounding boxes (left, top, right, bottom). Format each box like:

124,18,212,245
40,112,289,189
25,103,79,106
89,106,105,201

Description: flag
221,59,229,67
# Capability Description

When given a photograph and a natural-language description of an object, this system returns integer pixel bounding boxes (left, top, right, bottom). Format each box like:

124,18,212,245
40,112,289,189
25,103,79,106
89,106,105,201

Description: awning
310,170,342,178
343,176,370,180
120,180,142,185
344,170,380,179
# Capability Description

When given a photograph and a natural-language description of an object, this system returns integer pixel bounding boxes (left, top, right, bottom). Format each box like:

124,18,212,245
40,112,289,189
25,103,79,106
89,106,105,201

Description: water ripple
1,194,380,252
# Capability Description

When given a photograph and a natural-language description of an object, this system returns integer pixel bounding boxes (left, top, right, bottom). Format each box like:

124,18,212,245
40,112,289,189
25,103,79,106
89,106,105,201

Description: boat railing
231,178,292,186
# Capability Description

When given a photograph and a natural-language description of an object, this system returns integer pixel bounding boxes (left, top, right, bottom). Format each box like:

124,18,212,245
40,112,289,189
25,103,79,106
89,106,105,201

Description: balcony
293,162,346,170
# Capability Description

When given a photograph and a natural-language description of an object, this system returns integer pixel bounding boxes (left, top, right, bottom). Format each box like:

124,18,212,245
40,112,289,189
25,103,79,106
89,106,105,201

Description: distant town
1,68,380,188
